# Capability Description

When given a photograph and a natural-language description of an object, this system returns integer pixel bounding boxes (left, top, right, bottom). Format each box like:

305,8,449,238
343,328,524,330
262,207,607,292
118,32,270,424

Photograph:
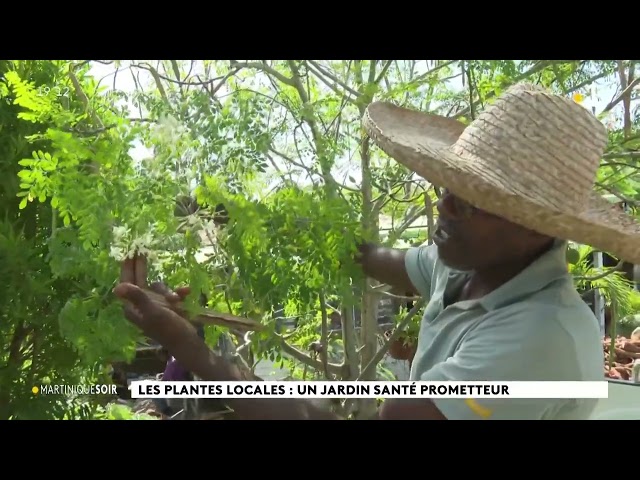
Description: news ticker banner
129,380,609,399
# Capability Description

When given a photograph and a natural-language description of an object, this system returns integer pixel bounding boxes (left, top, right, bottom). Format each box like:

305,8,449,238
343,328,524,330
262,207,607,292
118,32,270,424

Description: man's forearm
168,333,342,420
357,243,418,295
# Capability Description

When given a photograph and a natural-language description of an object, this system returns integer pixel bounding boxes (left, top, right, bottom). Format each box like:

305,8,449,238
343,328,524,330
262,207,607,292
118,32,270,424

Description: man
114,83,640,420
151,298,206,418
151,197,229,418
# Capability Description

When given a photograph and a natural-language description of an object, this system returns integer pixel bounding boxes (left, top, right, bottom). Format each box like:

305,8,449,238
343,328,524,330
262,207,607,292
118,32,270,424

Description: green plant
95,403,158,420
390,307,422,346
568,243,637,320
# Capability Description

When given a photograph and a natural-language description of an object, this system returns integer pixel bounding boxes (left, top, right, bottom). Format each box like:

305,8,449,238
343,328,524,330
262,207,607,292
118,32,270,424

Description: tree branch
304,61,359,103
575,262,623,282
230,61,296,87
598,76,640,117
452,60,573,119
357,298,425,381
307,60,362,98
273,333,342,375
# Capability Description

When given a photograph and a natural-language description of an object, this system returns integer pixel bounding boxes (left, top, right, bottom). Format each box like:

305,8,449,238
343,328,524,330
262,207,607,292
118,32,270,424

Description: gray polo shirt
405,239,604,420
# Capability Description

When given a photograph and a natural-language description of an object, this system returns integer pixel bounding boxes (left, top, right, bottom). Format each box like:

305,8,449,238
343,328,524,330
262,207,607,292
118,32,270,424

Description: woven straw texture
363,83,640,264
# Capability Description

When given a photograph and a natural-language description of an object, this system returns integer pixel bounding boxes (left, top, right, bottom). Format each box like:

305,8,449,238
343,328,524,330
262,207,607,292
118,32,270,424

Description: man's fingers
150,281,181,302
121,254,148,287
134,255,148,287
114,283,156,316
121,258,136,284
123,303,143,325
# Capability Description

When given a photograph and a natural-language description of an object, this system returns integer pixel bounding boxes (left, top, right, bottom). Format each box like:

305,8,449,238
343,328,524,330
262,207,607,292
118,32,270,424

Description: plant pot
385,330,417,362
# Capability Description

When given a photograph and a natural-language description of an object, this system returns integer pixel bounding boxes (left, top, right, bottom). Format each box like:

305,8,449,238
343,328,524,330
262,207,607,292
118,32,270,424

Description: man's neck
460,242,555,302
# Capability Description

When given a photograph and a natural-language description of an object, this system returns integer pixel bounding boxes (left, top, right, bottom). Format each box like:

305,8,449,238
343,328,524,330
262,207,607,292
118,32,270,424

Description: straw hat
362,83,640,264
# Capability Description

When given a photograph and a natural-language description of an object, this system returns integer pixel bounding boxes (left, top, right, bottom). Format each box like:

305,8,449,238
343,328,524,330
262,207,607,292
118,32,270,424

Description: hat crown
450,83,609,211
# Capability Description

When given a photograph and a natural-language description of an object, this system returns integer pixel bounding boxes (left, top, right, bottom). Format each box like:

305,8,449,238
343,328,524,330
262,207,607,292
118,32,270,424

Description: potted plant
385,315,420,364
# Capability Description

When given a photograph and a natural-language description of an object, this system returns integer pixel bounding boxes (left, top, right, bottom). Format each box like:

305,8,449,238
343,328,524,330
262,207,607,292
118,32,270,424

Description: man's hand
115,255,198,349
355,241,371,265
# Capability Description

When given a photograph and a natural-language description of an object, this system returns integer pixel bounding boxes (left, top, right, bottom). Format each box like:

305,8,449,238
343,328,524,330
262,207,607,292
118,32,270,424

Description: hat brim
363,101,640,264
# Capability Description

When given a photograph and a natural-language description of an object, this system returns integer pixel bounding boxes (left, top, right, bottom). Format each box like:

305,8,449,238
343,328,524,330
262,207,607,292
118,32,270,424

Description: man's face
433,189,544,271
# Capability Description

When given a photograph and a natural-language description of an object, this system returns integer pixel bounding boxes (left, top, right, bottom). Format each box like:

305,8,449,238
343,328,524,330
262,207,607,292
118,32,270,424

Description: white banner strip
129,380,609,399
